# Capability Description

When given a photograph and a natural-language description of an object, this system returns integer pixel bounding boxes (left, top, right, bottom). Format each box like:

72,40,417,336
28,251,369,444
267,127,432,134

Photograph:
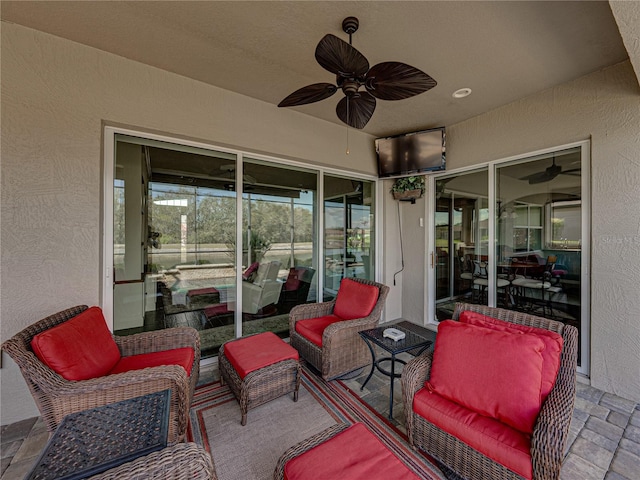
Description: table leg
389,353,396,419
360,337,377,392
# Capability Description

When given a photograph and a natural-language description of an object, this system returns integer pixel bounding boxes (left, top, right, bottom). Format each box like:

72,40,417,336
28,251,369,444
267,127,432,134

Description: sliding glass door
323,175,376,301
433,169,489,321
429,143,589,371
108,129,377,360
496,147,584,363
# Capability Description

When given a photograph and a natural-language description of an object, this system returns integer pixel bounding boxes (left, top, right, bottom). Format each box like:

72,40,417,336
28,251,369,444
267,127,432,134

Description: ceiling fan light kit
278,17,437,129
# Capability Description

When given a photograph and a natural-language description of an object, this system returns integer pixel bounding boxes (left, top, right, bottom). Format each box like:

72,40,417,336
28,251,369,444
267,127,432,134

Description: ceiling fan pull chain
346,99,350,155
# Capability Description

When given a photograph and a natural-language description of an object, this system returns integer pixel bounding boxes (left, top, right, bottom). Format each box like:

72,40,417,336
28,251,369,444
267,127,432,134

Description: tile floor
2,356,639,480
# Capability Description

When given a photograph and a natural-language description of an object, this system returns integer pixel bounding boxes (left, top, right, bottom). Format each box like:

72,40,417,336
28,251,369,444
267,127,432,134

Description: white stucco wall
0,24,377,425
394,59,640,402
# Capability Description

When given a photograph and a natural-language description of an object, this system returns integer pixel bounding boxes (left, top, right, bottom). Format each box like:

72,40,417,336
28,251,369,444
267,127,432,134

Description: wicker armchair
1,305,200,444
289,278,389,380
89,443,216,480
401,302,578,480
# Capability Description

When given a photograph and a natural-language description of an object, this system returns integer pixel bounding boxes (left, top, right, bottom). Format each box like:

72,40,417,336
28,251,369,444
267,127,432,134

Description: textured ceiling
2,1,635,137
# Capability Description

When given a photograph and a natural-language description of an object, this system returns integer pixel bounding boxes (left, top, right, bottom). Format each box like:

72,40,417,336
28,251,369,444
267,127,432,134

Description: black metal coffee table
26,389,171,480
359,325,432,419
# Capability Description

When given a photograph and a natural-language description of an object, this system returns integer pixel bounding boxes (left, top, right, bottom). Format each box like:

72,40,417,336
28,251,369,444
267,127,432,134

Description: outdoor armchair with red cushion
401,302,578,480
289,277,389,380
1,305,200,444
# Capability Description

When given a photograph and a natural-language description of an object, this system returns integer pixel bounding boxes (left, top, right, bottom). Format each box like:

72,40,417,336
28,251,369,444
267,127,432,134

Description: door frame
426,140,591,376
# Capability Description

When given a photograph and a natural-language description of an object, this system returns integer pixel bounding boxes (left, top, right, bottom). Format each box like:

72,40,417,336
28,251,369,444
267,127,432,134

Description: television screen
375,127,446,178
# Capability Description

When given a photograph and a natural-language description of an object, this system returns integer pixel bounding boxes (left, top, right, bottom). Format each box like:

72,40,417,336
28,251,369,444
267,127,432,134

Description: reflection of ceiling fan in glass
520,156,581,184
220,164,257,190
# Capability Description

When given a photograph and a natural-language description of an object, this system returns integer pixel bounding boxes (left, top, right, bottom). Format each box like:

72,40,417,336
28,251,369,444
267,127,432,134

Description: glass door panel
323,176,375,301
113,134,238,359
241,160,318,335
496,147,583,364
434,169,489,321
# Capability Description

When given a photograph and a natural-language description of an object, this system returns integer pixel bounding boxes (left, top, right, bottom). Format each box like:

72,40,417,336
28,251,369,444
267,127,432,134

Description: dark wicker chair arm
273,423,350,480
289,301,336,330
115,327,201,357
531,323,578,480
89,442,216,480
401,351,433,446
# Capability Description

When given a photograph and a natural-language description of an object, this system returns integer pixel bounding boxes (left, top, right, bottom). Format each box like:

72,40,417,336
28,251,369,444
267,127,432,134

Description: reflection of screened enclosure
148,184,237,271
148,183,315,272
323,176,375,300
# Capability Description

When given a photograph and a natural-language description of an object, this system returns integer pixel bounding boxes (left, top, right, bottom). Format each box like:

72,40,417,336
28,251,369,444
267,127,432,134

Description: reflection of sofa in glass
242,261,283,315
277,266,316,313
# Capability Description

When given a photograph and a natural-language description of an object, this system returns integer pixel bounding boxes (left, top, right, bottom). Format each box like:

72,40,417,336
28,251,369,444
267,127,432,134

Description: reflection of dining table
498,262,541,277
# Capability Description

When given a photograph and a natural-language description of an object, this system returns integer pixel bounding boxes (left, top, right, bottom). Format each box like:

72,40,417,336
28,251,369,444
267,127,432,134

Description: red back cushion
242,262,260,281
31,306,121,381
333,278,379,320
459,311,563,403
428,320,545,434
284,268,302,291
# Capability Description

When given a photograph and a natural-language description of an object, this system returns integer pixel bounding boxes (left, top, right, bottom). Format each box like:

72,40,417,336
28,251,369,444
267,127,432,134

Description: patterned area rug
188,365,447,480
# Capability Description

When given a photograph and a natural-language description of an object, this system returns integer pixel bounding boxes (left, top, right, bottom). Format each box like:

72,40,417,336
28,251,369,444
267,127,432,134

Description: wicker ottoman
274,423,422,480
219,332,300,426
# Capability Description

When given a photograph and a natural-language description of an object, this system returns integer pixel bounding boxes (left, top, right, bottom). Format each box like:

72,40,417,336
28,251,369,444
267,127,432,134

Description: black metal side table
359,325,432,419
26,389,171,480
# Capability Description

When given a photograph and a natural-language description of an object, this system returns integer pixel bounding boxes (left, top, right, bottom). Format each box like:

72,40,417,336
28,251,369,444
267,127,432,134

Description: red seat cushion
224,332,299,379
205,304,231,318
294,315,343,347
186,287,219,297
413,388,533,479
31,306,121,381
284,423,421,480
109,347,195,376
333,278,379,320
428,320,545,434
459,311,563,403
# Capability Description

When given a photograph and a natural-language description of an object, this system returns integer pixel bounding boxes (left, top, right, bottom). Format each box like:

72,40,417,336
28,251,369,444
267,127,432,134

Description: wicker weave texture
1,305,201,444
401,302,578,480
219,336,301,426
88,443,216,480
289,278,390,380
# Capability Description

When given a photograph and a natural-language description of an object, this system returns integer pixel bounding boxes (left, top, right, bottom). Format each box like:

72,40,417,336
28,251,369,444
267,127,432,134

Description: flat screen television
375,127,446,178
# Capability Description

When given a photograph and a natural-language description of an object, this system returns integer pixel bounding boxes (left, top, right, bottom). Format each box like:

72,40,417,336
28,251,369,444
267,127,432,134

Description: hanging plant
390,176,425,201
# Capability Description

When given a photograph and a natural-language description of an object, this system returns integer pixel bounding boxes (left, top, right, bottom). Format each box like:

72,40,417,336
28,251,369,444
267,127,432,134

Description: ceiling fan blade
336,92,376,129
365,62,437,100
278,83,337,107
560,168,581,176
315,34,369,76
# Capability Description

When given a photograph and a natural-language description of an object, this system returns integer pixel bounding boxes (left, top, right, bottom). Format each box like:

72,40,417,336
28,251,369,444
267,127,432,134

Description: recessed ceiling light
452,88,472,98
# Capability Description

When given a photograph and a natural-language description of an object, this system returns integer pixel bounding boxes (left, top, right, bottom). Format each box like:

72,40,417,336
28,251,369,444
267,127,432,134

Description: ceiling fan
520,157,581,184
278,17,437,129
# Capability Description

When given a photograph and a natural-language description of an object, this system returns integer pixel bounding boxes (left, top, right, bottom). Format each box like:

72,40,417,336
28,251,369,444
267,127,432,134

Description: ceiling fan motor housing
342,17,359,35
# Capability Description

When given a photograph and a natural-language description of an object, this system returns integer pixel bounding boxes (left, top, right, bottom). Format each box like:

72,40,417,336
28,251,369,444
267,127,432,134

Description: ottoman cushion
224,332,299,379
284,423,420,480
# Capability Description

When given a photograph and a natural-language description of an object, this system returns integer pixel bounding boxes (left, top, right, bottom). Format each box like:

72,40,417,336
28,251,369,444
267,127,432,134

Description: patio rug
187,365,447,480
